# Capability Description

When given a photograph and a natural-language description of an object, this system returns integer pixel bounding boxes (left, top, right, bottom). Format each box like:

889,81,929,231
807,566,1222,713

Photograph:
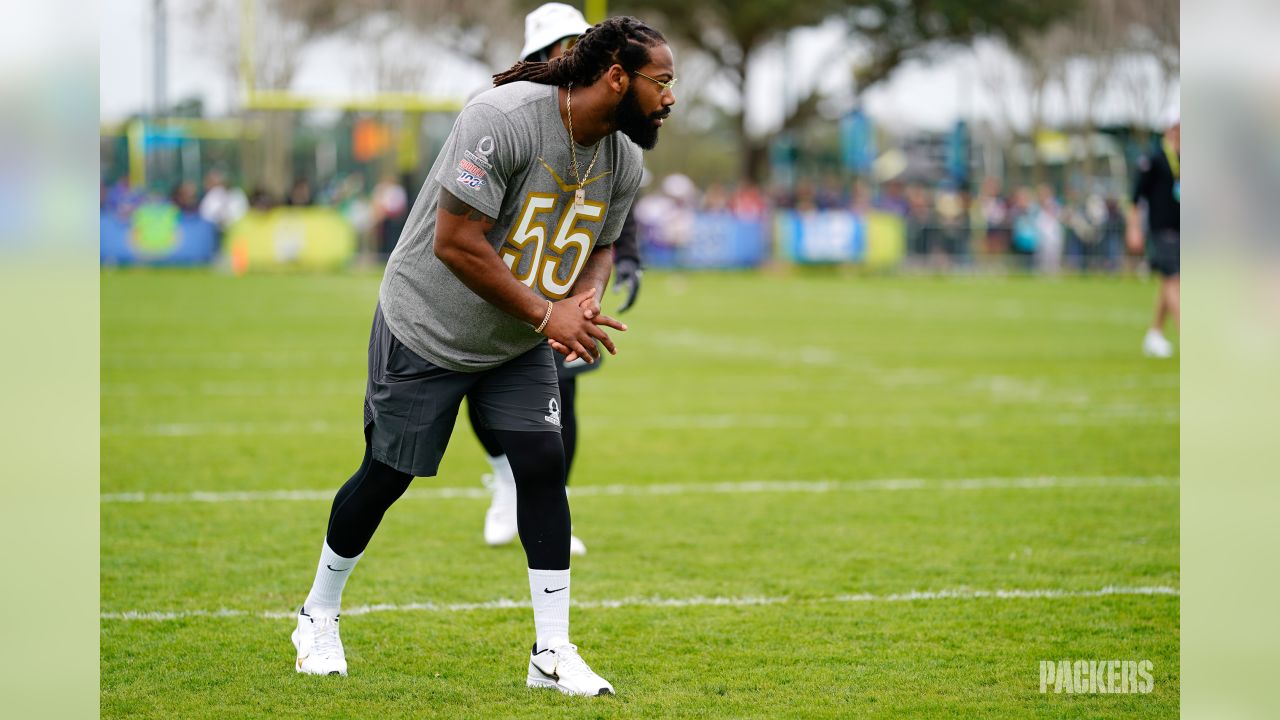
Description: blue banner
643,212,768,269
776,210,866,264
100,204,219,266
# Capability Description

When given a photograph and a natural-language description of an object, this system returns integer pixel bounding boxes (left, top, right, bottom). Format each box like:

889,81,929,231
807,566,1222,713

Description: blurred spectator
635,173,698,250
372,173,409,256
1062,188,1118,272
1010,186,1037,270
976,176,1010,254
935,187,969,260
729,181,767,220
287,177,314,207
875,179,910,217
249,187,276,211
1034,183,1064,274
171,181,199,214
767,182,792,209
103,178,144,218
198,169,248,233
851,179,872,214
1060,188,1091,269
905,184,933,256
701,182,730,213
792,180,818,212
333,174,375,255
816,173,847,210
1098,197,1126,271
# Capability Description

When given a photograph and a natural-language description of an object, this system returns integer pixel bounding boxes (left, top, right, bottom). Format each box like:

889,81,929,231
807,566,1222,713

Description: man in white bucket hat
520,2,592,62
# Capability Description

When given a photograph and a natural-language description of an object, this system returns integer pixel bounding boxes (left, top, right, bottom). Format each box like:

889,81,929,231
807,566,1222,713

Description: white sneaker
292,607,347,676
527,643,615,696
482,472,518,546
570,534,587,556
1142,329,1174,358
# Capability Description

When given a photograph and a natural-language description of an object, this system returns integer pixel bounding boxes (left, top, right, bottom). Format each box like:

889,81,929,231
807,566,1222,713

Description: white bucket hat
520,3,592,61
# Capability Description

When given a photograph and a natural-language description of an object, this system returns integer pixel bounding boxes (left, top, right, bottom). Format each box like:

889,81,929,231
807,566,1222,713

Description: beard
615,86,668,150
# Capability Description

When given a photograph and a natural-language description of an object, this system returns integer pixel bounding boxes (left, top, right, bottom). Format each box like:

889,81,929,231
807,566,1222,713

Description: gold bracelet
533,300,553,333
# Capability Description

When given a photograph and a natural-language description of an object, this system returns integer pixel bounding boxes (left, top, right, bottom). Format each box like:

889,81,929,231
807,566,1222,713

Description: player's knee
502,431,565,486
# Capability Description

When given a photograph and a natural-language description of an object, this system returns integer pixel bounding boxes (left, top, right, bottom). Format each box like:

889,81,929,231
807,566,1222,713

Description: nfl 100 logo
456,159,487,189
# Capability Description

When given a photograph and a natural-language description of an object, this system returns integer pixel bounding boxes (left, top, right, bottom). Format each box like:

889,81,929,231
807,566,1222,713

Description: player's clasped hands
544,288,627,364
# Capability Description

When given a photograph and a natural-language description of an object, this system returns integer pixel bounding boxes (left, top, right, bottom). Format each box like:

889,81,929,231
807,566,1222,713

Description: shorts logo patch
544,398,561,427
456,169,486,189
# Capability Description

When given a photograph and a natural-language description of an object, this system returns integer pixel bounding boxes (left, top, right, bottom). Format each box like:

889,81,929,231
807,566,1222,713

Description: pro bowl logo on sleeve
457,136,495,189
464,135,495,171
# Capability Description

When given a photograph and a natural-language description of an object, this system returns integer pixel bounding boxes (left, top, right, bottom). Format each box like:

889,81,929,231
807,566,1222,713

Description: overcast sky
100,0,1179,134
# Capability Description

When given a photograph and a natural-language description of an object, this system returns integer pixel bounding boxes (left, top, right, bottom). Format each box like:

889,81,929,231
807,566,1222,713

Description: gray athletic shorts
364,304,562,477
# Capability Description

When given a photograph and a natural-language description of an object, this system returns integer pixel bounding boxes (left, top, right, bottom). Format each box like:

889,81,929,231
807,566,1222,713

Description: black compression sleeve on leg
560,376,578,483
325,439,414,558
495,429,570,570
467,398,507,458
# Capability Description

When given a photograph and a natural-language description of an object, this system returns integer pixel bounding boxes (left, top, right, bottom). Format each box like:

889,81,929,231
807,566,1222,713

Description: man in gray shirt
291,16,676,697
473,2,646,558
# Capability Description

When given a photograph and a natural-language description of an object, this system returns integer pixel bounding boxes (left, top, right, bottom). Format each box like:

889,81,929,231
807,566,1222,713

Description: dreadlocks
493,16,666,88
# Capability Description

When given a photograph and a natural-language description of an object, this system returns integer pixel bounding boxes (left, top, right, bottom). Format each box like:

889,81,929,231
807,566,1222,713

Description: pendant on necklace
574,188,585,208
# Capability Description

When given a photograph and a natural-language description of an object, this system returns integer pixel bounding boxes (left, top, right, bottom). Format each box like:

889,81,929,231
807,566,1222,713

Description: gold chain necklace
566,83,600,208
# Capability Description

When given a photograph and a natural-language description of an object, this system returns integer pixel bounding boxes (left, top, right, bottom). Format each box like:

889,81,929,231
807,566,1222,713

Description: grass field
101,269,1179,718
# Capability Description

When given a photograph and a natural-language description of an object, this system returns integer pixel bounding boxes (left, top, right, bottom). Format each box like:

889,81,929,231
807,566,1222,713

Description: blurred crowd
101,170,416,256
884,176,1130,273
102,167,1138,273
633,171,1135,273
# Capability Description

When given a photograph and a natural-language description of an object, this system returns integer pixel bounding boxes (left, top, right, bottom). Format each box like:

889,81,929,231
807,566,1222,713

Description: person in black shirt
1128,115,1180,357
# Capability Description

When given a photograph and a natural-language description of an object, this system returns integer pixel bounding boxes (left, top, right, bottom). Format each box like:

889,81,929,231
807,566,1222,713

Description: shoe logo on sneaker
543,586,568,594
544,398,561,427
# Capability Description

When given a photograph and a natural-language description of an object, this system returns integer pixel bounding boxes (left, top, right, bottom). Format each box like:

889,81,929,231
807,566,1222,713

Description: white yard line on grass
100,407,1177,437
101,475,1177,504
100,585,1180,622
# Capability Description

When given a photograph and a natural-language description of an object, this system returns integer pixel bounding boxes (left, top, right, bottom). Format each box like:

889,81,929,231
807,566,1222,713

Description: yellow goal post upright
236,0,467,187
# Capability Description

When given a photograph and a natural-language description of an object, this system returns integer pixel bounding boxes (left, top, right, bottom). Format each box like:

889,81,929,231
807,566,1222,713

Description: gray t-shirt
379,81,643,372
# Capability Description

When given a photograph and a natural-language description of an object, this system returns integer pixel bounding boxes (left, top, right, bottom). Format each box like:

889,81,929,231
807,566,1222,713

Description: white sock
487,454,515,485
528,568,570,651
304,540,362,614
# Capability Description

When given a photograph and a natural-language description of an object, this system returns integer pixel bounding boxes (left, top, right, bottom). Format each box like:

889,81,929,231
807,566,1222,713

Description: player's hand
576,286,602,320
612,257,642,313
542,289,626,364
1126,227,1144,255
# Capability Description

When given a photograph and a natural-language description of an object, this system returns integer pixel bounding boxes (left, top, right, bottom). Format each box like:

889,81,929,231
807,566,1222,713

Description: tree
188,0,526,192
985,0,1179,182
188,0,316,195
618,0,1078,182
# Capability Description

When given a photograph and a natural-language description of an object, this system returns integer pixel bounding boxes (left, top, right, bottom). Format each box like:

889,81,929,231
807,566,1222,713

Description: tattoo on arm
438,189,496,231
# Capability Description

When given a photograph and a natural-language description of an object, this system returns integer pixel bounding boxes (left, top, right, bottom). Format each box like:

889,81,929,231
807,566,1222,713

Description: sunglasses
633,71,678,93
